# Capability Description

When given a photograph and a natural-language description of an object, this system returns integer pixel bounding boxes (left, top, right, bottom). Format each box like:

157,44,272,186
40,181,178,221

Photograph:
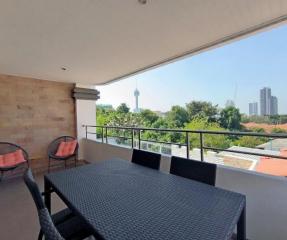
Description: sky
96,24,287,114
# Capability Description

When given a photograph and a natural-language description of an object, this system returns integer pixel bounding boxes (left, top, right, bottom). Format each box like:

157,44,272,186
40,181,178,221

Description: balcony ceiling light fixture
138,0,147,5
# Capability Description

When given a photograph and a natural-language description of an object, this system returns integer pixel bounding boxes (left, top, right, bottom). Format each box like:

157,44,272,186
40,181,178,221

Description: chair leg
74,156,77,167
48,157,51,173
65,159,67,169
38,229,43,240
0,171,3,182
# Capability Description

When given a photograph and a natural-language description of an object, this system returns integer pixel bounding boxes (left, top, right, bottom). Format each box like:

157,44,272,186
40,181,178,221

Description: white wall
83,139,287,240
75,84,96,159
216,167,287,240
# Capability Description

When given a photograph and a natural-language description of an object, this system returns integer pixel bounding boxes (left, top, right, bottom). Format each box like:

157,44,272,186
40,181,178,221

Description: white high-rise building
225,100,235,108
134,88,140,113
271,96,278,115
260,87,271,116
249,102,258,116
260,87,278,116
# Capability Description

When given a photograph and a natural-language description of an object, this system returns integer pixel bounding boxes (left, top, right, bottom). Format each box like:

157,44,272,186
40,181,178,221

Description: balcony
1,126,287,239
82,125,287,240
1,1,287,239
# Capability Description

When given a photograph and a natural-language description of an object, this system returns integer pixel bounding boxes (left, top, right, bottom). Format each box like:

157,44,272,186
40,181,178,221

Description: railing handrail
83,124,287,161
83,124,287,138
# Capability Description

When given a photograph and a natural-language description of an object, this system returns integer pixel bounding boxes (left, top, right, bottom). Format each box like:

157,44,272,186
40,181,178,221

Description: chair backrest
131,149,161,170
48,136,78,156
170,156,217,186
23,169,64,240
0,142,29,162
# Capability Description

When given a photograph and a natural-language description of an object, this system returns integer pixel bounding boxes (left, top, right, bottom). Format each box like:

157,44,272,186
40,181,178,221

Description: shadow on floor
0,169,69,239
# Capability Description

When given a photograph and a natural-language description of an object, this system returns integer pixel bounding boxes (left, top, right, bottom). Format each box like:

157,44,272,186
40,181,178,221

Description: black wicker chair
131,149,161,170
23,169,94,240
170,156,217,186
47,136,78,173
0,142,29,181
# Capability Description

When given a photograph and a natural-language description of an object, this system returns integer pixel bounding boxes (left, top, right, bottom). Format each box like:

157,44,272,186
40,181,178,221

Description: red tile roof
256,149,287,176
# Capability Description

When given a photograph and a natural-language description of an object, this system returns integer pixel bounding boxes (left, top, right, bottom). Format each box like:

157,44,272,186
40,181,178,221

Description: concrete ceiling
0,0,287,85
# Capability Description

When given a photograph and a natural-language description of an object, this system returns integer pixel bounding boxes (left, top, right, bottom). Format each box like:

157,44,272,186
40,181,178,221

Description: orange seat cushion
0,149,26,168
55,140,77,157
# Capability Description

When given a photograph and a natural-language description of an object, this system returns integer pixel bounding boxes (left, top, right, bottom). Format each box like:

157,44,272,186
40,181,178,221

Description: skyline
96,24,287,114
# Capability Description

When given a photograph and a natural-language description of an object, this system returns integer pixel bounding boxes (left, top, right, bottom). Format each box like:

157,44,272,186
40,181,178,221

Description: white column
75,84,97,159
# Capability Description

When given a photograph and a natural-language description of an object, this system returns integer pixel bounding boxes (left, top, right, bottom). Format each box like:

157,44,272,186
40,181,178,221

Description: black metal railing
83,125,287,162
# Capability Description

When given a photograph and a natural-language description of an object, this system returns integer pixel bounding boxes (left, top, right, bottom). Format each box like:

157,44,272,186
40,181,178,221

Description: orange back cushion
0,149,26,168
55,140,77,157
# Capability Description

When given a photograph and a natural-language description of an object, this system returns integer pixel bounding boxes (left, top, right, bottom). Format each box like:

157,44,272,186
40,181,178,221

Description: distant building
97,104,113,110
271,96,278,115
260,87,278,116
225,100,235,108
260,87,271,115
249,102,258,116
134,88,140,113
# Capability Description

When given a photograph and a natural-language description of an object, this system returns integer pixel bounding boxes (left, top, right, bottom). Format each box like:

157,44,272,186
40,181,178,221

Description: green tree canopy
116,103,130,114
139,109,159,126
186,101,218,122
234,136,267,148
249,127,265,133
185,117,231,149
166,105,189,128
271,128,287,133
219,106,241,130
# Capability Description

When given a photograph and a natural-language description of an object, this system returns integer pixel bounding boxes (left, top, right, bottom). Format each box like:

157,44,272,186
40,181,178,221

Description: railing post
199,132,204,162
131,129,134,149
186,132,190,159
105,127,108,144
138,129,141,149
101,127,104,143
85,125,88,139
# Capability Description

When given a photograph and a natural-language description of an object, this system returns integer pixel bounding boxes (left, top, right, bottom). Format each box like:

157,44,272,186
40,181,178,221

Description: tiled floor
0,171,67,239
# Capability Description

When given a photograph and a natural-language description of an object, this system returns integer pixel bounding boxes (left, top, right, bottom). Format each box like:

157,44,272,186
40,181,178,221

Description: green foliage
186,101,218,122
279,115,287,124
242,114,287,124
185,117,231,149
139,109,159,126
97,104,114,111
234,136,267,148
152,118,170,129
166,105,189,128
116,103,130,114
219,106,241,130
271,128,287,133
95,101,275,150
249,127,265,133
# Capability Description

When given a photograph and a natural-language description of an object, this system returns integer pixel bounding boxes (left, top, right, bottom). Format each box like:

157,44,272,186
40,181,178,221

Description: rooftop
256,157,287,177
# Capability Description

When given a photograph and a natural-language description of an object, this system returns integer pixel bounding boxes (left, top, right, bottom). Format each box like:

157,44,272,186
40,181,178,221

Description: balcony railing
84,125,287,163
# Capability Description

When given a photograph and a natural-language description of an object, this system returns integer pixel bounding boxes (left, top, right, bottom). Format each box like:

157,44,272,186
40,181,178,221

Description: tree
97,104,114,112
186,101,218,122
139,109,159,126
185,117,231,149
116,103,130,114
234,136,267,148
166,105,189,128
107,112,142,145
249,127,265,133
219,106,241,130
270,115,280,124
271,128,287,134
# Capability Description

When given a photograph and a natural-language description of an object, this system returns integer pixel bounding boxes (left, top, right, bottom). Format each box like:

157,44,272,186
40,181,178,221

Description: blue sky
97,24,287,114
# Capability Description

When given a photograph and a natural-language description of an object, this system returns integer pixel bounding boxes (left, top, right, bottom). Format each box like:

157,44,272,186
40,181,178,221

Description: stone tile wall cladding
0,74,76,173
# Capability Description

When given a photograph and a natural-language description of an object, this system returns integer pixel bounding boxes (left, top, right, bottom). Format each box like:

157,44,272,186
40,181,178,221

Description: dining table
44,158,246,240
